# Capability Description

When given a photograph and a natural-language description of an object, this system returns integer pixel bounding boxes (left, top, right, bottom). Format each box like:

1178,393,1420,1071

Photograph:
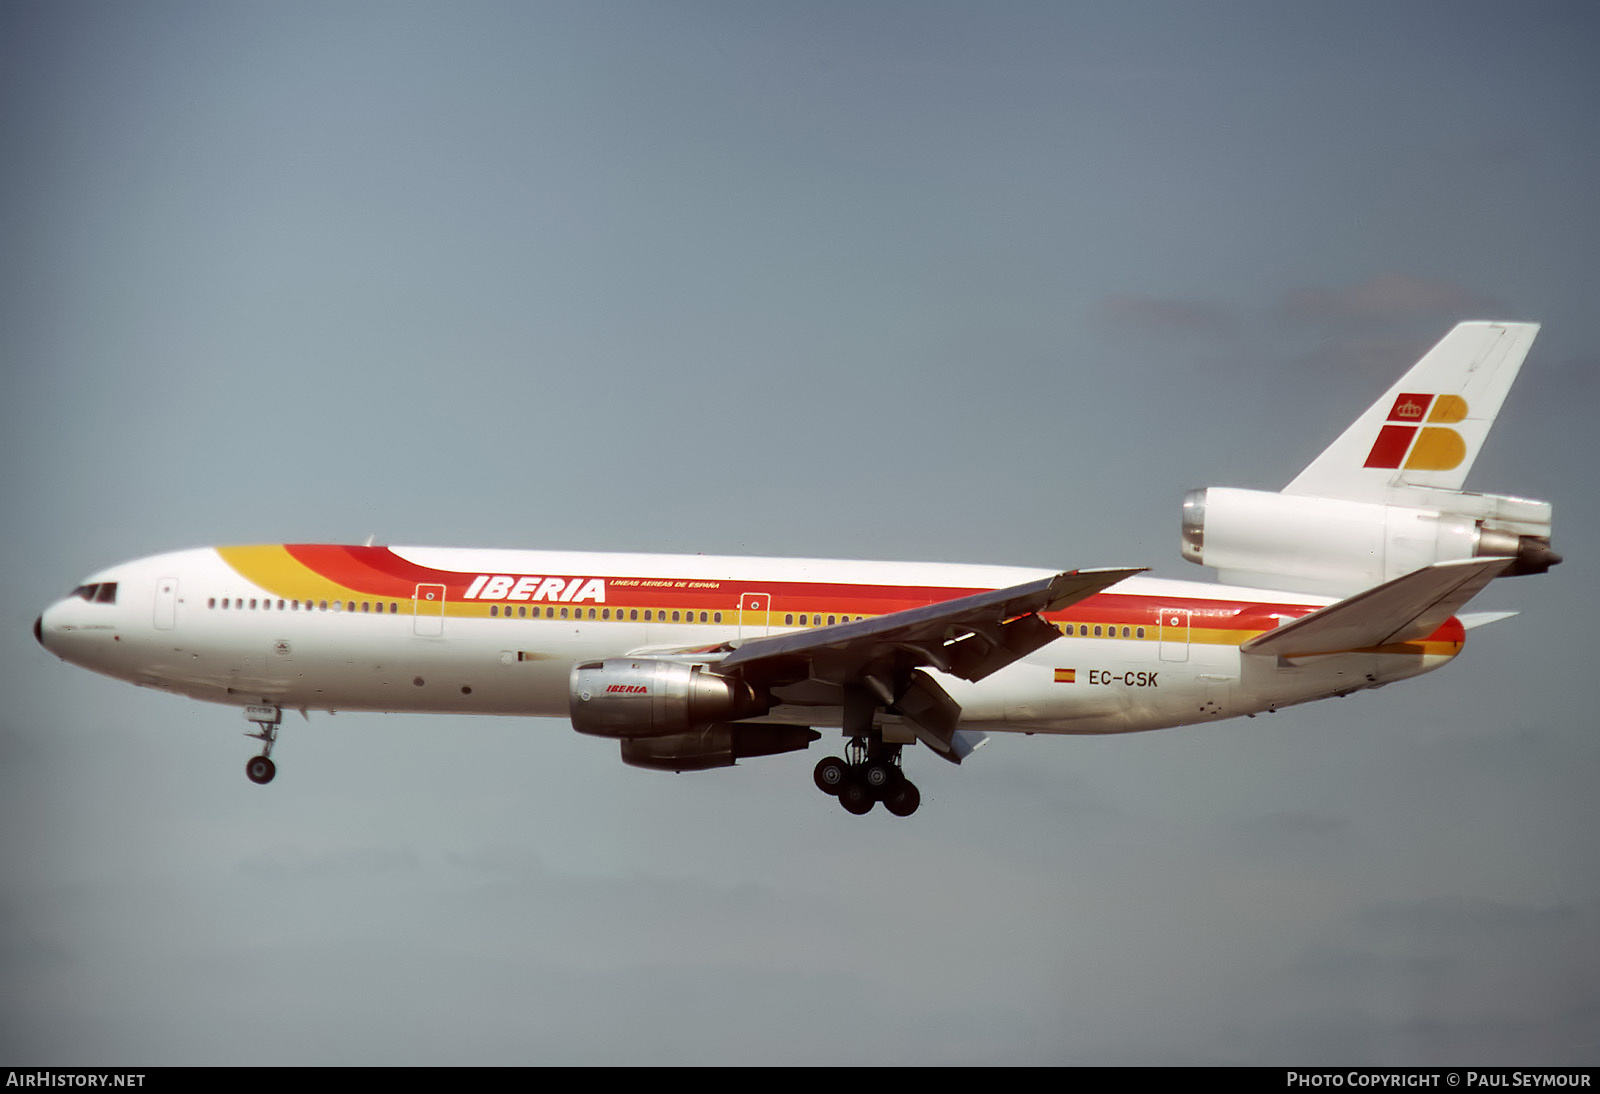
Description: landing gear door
1159,607,1191,662
739,592,770,638
414,583,446,637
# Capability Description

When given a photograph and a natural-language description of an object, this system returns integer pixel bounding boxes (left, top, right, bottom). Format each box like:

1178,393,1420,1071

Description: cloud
1265,896,1600,1062
1090,293,1242,342
1279,273,1506,330
1431,132,1533,170
1237,810,1349,837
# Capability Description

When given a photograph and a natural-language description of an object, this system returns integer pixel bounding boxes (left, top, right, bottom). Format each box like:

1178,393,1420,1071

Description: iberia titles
461,575,607,603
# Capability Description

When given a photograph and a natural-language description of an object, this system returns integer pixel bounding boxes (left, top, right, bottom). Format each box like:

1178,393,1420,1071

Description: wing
711,567,1143,762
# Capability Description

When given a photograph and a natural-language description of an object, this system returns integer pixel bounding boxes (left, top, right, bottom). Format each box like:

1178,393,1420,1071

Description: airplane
34,321,1559,816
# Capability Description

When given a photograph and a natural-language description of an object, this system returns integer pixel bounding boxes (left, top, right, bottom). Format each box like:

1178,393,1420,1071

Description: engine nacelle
620,724,821,772
1181,486,1557,595
569,659,772,739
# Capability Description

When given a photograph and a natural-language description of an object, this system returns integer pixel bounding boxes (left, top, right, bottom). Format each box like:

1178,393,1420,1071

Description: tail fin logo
1363,392,1469,471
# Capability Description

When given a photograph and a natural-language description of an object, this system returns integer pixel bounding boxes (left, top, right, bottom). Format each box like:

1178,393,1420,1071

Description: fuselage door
154,576,178,630
414,583,446,637
1159,607,1191,662
739,592,771,638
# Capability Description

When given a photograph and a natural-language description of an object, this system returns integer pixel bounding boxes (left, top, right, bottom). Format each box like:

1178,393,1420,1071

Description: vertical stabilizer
1283,322,1540,504
1182,321,1556,595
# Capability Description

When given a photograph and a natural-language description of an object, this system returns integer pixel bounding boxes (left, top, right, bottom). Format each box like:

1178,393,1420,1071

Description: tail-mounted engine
1181,486,1558,596
569,659,772,738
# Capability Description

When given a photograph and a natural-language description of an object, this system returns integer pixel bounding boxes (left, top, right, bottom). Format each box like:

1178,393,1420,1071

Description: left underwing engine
569,659,772,738
620,724,821,772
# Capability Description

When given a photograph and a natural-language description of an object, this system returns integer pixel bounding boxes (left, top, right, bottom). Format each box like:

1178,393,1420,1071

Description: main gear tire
813,756,848,796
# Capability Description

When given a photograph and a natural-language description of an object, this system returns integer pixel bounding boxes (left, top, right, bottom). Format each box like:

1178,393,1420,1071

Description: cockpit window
70,582,118,604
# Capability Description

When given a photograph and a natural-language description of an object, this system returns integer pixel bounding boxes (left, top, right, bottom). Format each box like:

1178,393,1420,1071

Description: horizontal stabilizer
1458,610,1519,630
1241,557,1511,658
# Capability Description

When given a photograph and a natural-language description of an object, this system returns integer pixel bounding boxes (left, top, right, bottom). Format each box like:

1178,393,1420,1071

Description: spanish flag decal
1054,668,1076,683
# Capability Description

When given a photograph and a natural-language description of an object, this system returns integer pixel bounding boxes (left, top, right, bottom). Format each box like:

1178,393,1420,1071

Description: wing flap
1241,557,1512,658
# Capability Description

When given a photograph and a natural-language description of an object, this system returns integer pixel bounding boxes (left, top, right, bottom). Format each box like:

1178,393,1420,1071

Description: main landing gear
244,704,282,785
813,738,921,817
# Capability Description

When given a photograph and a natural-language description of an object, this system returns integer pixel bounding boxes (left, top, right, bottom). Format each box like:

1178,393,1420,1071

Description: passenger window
630,610,638,621
785,614,794,625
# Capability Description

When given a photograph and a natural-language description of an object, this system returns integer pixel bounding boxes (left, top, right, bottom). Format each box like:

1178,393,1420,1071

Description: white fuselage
36,544,1464,739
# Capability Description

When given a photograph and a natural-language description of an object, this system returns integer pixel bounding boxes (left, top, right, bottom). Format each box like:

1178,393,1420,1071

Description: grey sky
3,1,1597,1064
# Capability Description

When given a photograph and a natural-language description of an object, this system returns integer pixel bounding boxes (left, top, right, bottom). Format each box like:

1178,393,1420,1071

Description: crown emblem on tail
1364,392,1468,471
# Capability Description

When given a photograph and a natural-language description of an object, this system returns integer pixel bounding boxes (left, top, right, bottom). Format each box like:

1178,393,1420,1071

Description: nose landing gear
812,738,920,817
243,704,282,785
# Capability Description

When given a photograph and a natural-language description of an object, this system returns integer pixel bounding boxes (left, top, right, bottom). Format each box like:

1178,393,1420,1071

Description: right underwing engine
569,659,772,738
